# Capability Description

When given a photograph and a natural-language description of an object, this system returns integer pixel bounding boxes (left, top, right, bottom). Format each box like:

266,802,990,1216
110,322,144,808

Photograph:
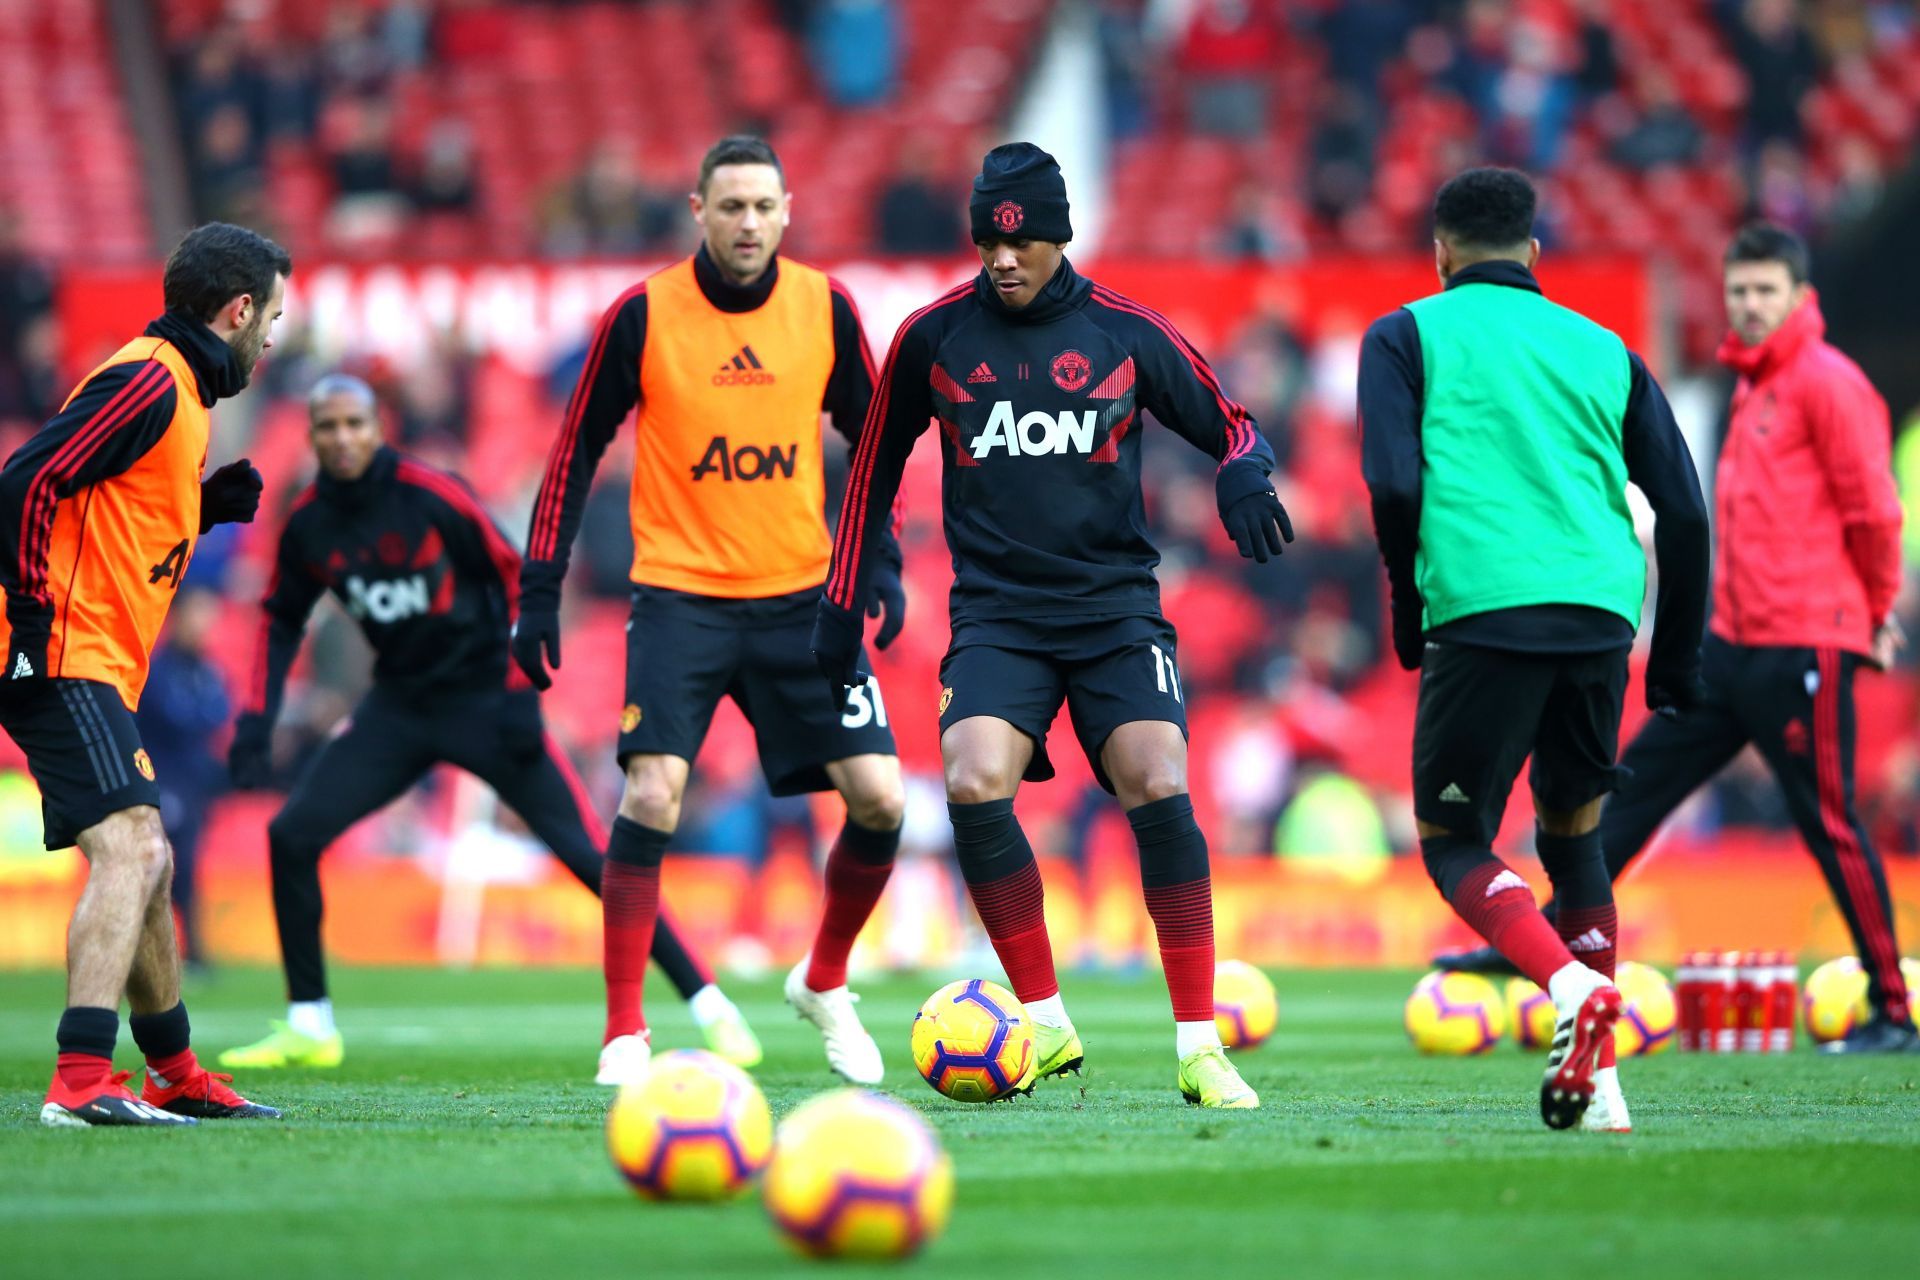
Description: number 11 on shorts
1151,643,1183,703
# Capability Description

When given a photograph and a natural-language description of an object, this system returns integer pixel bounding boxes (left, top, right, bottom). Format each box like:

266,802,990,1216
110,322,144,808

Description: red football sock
1558,902,1619,1065
967,861,1059,1004
1144,878,1215,1022
55,1051,113,1093
603,859,660,1045
145,1048,200,1087
1449,860,1576,990
805,821,899,992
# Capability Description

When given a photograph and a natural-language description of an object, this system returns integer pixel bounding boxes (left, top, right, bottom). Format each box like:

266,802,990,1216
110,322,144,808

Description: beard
229,313,270,382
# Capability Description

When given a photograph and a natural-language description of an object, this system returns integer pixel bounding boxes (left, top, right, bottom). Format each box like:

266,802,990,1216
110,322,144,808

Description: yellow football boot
1177,1046,1258,1109
700,1006,765,1070
217,1022,344,1070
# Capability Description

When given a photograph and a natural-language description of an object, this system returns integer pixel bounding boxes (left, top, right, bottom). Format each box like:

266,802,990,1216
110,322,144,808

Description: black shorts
622,584,896,796
1413,640,1629,844
938,613,1189,794
0,678,162,849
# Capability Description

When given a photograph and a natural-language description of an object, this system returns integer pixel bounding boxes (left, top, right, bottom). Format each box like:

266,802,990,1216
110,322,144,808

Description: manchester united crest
133,749,155,782
1050,350,1092,393
620,704,643,733
993,200,1024,233
938,687,954,715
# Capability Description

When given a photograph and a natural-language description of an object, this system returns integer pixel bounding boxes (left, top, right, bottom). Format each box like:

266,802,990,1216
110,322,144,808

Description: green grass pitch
2,966,1915,1278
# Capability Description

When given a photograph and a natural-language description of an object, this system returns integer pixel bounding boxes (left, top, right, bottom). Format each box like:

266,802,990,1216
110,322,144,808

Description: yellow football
605,1049,772,1201
1213,960,1279,1050
763,1089,954,1260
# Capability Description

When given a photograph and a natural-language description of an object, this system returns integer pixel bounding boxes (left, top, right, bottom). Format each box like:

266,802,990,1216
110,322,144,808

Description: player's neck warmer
316,444,397,510
973,255,1091,325
693,242,780,314
143,309,247,403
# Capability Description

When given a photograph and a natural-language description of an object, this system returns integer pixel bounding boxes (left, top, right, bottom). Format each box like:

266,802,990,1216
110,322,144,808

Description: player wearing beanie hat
814,142,1292,1108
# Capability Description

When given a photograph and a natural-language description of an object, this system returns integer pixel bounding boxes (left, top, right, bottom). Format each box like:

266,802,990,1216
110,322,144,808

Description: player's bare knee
1119,766,1187,810
847,782,906,833
619,759,684,829
944,762,1018,806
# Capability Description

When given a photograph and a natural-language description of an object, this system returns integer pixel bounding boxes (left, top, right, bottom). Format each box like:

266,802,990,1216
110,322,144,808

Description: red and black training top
825,257,1275,625
246,447,526,727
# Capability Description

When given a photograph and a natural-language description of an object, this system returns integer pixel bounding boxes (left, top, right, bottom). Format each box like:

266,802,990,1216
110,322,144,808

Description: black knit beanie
969,142,1073,244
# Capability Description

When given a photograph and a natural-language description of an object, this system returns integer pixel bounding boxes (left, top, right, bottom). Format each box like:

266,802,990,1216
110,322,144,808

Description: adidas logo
1438,782,1470,804
1485,869,1530,897
712,346,775,386
1567,927,1611,954
10,653,31,679
965,362,997,384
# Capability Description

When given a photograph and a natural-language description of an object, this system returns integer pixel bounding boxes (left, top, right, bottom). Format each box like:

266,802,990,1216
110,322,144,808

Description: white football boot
1581,1066,1632,1133
595,1032,651,1087
784,960,884,1084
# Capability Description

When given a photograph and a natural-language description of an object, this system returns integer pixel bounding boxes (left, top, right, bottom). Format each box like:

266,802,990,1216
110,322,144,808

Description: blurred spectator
1730,0,1819,151
809,0,900,108
0,208,54,424
318,5,395,98
411,119,480,215
1572,0,1621,100
540,139,682,256
1613,69,1706,171
191,103,265,224
1321,0,1414,98
1751,139,1817,234
1273,759,1392,882
1308,86,1377,224
135,589,231,969
1096,0,1155,140
1180,0,1280,137
1823,134,1886,225
1219,181,1308,263
877,148,963,255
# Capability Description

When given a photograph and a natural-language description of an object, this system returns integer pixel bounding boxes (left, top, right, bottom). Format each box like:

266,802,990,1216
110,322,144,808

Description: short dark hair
697,135,783,195
1433,167,1536,252
1724,221,1809,284
162,222,292,323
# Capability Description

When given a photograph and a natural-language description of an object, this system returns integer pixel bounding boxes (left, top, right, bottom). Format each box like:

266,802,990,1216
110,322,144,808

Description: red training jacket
1711,293,1901,656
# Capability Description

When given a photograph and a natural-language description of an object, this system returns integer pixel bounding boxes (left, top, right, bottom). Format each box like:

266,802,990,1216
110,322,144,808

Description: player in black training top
218,375,762,1073
812,143,1293,1108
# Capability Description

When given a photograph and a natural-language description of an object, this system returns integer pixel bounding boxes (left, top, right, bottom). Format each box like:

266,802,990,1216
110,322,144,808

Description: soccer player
0,222,284,1126
1359,169,1712,1130
220,375,760,1072
813,143,1292,1109
1437,224,1916,1054
514,135,909,1087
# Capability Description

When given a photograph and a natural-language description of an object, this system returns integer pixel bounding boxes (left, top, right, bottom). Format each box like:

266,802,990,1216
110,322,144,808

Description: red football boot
43,1066,197,1128
141,1056,283,1120
1540,984,1622,1131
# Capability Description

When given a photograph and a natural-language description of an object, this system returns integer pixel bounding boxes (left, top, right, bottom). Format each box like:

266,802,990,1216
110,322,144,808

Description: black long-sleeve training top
246,446,525,726
823,258,1277,625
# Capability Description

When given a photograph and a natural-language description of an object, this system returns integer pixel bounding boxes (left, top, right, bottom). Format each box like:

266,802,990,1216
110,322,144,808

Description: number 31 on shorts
1150,643,1183,703
841,677,890,729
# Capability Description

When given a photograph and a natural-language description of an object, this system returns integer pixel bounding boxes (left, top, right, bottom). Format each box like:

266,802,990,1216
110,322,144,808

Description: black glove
511,567,562,692
200,458,264,533
811,597,869,714
866,543,907,651
1215,462,1293,564
1390,594,1425,671
1646,666,1708,719
228,713,272,789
